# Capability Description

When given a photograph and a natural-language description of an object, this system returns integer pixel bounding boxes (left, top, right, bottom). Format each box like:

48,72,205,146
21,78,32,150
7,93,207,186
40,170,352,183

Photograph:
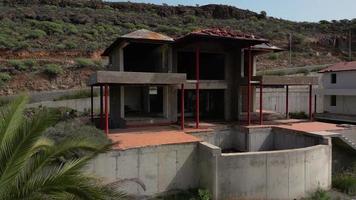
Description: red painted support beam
309,84,313,121
195,47,200,129
104,85,109,135
181,84,185,130
90,86,94,123
259,82,263,125
247,48,252,125
286,85,289,119
100,86,104,129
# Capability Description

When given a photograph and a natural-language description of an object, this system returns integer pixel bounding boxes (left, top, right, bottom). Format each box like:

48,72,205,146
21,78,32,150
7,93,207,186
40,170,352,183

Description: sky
108,0,356,22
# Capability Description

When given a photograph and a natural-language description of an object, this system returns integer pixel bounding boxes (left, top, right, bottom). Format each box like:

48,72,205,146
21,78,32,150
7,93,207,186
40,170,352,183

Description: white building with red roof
318,61,356,121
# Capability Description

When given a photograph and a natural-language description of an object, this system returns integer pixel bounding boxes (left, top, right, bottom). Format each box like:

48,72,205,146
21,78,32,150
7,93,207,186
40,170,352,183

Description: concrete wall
28,97,100,112
256,87,324,114
199,138,332,200
321,71,356,89
89,143,199,198
89,127,332,200
324,95,356,115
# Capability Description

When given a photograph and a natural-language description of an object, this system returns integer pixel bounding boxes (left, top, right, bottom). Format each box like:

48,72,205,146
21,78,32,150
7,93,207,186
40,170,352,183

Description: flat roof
88,71,187,86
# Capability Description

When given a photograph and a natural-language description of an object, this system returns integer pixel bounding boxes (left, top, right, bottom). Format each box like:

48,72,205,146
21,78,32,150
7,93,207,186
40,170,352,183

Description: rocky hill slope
0,0,355,94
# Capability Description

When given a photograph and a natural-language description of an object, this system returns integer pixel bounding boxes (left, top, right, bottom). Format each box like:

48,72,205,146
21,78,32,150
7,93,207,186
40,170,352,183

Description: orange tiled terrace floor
108,121,346,150
108,126,201,150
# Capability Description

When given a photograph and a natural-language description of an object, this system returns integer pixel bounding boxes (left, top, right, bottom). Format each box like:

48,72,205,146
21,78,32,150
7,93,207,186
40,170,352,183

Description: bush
305,188,331,200
268,53,279,60
74,58,98,68
333,168,356,195
44,64,63,76
0,72,11,87
8,60,27,71
43,119,110,145
23,59,37,69
289,111,308,119
25,29,47,39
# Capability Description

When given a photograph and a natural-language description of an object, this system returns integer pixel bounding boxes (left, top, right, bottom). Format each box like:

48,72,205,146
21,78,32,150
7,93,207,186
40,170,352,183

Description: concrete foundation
90,126,332,200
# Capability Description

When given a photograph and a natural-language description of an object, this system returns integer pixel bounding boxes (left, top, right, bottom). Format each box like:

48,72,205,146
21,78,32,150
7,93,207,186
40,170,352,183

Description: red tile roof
319,61,356,73
190,28,261,40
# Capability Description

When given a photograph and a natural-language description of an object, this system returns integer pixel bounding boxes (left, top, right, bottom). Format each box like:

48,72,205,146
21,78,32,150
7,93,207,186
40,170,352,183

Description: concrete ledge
89,71,187,85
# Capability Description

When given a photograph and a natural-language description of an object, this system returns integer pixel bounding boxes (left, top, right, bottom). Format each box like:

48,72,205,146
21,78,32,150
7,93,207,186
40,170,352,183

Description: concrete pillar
109,85,125,128
163,86,169,119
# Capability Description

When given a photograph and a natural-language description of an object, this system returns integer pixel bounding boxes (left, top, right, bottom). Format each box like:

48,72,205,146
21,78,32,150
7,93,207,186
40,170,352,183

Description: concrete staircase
337,129,356,150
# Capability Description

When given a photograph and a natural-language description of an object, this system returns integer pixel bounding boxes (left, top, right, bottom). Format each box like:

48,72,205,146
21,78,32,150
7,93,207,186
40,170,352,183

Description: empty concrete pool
197,126,332,200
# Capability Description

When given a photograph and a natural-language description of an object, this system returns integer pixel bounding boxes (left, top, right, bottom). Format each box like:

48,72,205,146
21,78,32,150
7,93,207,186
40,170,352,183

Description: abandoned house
86,29,340,200
88,28,318,133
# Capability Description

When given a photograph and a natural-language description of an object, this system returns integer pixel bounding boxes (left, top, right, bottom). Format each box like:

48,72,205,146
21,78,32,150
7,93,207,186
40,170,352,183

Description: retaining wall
88,143,199,197
90,127,332,200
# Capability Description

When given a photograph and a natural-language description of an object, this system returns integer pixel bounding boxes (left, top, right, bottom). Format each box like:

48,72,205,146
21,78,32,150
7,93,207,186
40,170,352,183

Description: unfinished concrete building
89,29,318,132
87,29,335,200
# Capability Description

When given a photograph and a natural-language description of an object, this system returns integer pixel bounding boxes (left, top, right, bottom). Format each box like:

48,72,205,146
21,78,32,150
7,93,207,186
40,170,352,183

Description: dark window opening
178,89,225,121
124,86,163,118
331,73,337,84
177,52,225,80
330,95,337,107
124,43,163,72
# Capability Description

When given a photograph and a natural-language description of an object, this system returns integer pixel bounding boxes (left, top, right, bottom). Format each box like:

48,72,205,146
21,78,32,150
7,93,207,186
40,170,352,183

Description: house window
330,95,337,107
331,73,337,84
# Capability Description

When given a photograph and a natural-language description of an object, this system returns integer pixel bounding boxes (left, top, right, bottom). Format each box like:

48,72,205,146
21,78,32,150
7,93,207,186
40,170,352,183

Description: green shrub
64,41,77,49
0,72,11,87
23,59,37,69
74,58,98,68
8,60,27,71
44,64,63,76
289,111,308,119
25,29,47,39
306,188,331,200
268,53,279,60
33,20,63,35
333,172,356,195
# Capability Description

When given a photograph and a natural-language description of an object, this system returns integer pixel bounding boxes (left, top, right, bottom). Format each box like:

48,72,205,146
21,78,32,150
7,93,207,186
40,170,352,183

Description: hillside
0,0,355,95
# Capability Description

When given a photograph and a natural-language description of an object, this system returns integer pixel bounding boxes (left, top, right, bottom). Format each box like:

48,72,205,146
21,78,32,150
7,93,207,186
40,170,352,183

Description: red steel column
247,48,252,125
100,86,104,129
196,47,200,129
181,84,185,130
90,85,94,123
259,82,263,125
104,85,109,135
286,85,289,119
309,84,313,121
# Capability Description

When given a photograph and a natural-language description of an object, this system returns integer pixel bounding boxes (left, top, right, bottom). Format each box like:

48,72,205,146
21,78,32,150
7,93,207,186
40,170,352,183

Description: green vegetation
54,90,99,101
75,58,102,68
305,188,331,200
43,63,63,76
333,165,356,196
0,72,11,87
257,64,330,76
155,189,211,200
7,59,38,71
0,95,126,199
0,1,354,54
289,111,308,119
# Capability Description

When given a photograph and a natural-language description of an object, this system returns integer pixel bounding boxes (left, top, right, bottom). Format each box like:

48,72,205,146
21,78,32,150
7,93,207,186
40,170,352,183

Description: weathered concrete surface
89,126,332,200
89,143,199,197
199,139,332,200
89,71,186,85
